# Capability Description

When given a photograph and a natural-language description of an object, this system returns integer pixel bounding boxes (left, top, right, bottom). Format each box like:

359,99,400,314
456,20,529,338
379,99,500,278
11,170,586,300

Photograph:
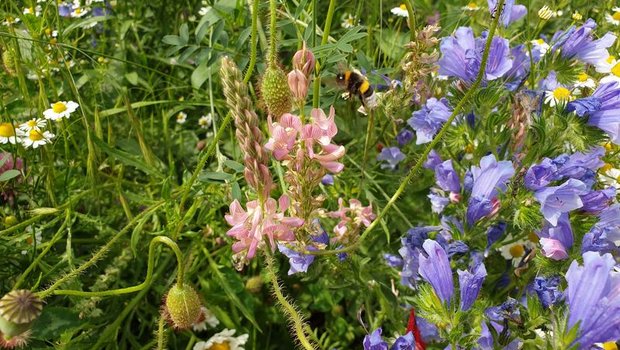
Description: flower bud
0,290,43,340
244,276,263,294
261,66,292,118
163,284,203,330
288,69,308,101
292,42,315,77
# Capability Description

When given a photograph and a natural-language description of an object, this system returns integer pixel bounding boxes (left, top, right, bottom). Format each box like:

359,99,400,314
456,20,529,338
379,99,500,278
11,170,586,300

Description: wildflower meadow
2,0,620,349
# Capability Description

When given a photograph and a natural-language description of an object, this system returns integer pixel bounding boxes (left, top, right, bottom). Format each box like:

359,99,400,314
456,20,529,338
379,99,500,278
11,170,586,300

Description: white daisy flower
191,306,220,332
43,101,79,120
605,7,620,25
390,4,409,17
193,329,249,350
19,118,47,132
2,17,21,26
199,6,210,16
599,162,620,189
22,129,54,149
544,86,573,107
462,2,480,11
198,114,213,129
176,112,188,124
573,72,596,89
341,13,358,29
71,6,90,18
530,38,550,57
596,55,620,84
498,235,536,267
0,123,24,144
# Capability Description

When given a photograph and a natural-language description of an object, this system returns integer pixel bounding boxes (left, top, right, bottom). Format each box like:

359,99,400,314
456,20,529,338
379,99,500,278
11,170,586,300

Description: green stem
156,313,167,350
268,0,277,67
265,252,316,350
35,201,165,299
359,109,375,189
244,0,259,83
404,0,416,41
42,236,184,297
309,0,506,256
311,0,336,108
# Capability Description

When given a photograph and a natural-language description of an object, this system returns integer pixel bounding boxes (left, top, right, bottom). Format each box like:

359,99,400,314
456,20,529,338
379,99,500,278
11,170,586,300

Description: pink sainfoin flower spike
265,113,302,160
302,106,345,173
328,198,376,241
225,195,304,261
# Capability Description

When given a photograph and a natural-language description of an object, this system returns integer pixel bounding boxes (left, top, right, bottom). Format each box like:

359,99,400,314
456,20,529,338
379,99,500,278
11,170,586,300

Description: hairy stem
41,236,185,297
268,0,277,67
244,0,259,83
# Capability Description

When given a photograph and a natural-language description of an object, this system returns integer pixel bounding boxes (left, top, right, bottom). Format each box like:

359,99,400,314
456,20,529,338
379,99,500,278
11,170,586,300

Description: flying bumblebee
336,68,378,112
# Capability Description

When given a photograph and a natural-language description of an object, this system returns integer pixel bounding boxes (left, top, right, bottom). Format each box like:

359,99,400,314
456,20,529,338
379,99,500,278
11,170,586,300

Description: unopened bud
288,69,308,101
261,66,292,118
292,42,315,77
163,284,203,330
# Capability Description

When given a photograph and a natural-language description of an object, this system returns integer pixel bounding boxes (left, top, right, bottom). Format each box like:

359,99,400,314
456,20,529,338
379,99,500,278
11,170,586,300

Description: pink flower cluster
328,198,376,241
225,195,304,260
265,106,345,173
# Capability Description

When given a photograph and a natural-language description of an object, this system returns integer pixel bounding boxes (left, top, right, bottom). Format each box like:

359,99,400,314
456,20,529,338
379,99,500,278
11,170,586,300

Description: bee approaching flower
43,101,79,121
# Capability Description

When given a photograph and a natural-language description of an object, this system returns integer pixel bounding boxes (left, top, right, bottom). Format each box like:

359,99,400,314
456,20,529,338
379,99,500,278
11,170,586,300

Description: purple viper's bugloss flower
532,276,563,308
428,191,449,214
397,128,414,146
58,2,73,17
504,45,530,90
486,298,521,323
384,253,404,268
377,147,406,170
390,332,415,350
277,244,315,275
487,0,527,27
321,174,334,186
447,241,469,258
565,251,620,348
580,187,616,213
434,160,461,193
424,150,443,170
538,213,574,250
581,226,619,254
419,239,454,304
534,179,588,226
552,19,616,66
458,262,487,311
363,328,389,350
524,158,558,191
408,98,452,145
539,238,569,260
567,82,620,144
486,221,506,253
554,147,605,183
398,226,438,287
467,154,515,225
438,27,513,83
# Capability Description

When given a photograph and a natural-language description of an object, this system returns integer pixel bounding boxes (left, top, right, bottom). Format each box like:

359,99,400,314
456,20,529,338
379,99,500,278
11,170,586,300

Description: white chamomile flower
596,55,620,84
499,235,536,267
390,4,409,18
193,329,249,350
191,306,220,332
462,2,480,11
0,123,24,144
23,7,35,15
71,6,90,18
605,7,620,25
199,6,210,16
530,38,550,57
544,86,573,107
23,129,54,149
19,118,47,132
43,101,79,120
176,112,188,124
198,114,213,129
341,13,358,29
2,17,21,26
573,72,596,89
599,162,620,189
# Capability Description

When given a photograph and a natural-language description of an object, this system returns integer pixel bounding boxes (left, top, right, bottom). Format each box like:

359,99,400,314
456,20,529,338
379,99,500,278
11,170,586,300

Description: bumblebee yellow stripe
344,71,352,81
359,80,370,94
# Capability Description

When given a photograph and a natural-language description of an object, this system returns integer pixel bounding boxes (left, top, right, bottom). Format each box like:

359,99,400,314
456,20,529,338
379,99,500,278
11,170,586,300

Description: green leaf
92,136,163,178
191,62,210,89
125,72,139,85
223,159,245,173
99,100,177,117
179,23,189,43
199,171,233,182
162,34,186,46
374,29,407,60
31,307,83,340
0,169,21,182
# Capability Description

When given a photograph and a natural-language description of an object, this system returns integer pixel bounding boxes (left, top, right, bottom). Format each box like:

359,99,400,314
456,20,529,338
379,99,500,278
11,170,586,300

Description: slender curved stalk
35,201,165,298
42,236,185,297
404,0,416,41
244,0,259,83
265,252,316,350
311,0,336,108
359,109,375,188
309,0,506,256
268,0,278,67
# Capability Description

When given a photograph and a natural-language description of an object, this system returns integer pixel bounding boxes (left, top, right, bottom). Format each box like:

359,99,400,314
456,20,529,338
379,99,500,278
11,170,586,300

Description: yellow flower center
26,120,37,127
509,244,525,258
553,87,571,100
208,342,231,350
0,123,15,137
607,55,616,64
52,102,67,113
603,342,618,350
601,163,614,173
611,62,620,77
29,130,44,141
467,2,478,9
75,8,82,14
464,144,474,153
399,4,407,10
613,11,620,21
577,72,588,82
535,39,545,45
605,142,613,152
